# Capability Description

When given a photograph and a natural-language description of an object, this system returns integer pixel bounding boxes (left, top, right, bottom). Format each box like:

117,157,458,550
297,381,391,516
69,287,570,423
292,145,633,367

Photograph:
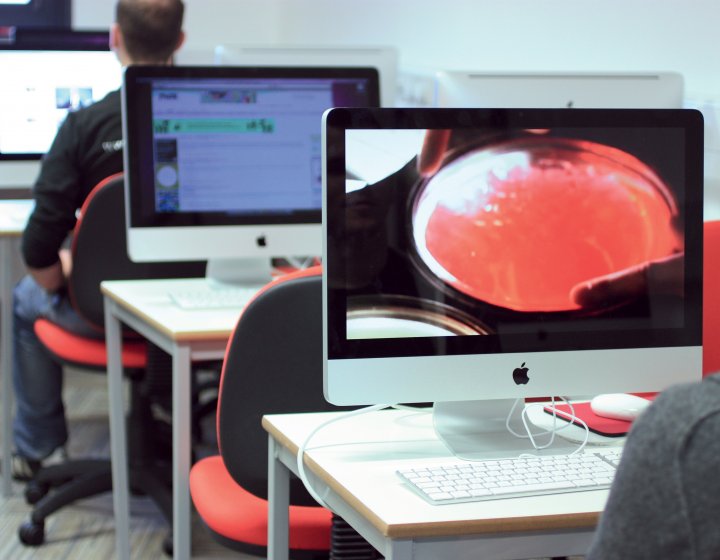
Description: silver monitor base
433,399,576,461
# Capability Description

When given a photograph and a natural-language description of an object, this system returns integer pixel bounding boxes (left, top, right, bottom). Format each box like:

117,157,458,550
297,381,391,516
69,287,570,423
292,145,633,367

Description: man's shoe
12,447,68,482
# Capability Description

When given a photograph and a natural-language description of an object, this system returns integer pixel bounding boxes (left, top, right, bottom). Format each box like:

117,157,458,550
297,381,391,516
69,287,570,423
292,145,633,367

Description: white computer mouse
590,393,651,421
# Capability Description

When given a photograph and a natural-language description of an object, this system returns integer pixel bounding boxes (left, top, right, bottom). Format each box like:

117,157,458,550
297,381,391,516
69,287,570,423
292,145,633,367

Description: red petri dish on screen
411,137,682,313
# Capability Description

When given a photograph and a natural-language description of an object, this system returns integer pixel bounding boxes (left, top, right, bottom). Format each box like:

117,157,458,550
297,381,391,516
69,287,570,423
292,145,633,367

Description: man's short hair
116,0,185,63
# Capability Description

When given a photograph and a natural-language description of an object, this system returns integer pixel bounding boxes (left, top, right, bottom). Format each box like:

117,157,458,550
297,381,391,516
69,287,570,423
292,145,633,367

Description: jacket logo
102,139,124,153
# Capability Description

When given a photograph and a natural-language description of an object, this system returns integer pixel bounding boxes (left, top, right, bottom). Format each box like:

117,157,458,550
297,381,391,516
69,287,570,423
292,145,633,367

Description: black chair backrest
69,173,206,330
218,269,351,506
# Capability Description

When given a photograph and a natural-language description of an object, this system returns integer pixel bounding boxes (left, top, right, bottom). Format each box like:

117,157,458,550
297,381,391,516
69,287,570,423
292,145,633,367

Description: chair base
18,458,172,548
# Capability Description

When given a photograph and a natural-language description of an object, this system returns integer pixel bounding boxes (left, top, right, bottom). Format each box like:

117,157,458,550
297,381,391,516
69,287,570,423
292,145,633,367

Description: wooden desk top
101,278,247,342
263,409,611,540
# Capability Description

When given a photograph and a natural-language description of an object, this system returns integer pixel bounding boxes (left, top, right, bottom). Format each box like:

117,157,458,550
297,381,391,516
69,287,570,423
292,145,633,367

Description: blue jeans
12,275,102,460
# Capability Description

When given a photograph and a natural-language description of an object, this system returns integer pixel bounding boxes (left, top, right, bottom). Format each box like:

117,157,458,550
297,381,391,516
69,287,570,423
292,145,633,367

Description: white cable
391,403,431,411
506,396,590,456
535,398,590,455
566,413,590,455
284,256,316,270
296,403,391,509
522,400,558,450
506,397,563,440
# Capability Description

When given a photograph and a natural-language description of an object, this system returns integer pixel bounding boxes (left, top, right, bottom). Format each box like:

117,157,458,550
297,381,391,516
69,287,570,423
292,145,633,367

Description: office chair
703,220,720,376
18,173,207,548
189,266,379,559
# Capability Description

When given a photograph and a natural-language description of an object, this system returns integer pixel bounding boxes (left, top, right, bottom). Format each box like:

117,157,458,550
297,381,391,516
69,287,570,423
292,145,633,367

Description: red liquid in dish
413,139,682,312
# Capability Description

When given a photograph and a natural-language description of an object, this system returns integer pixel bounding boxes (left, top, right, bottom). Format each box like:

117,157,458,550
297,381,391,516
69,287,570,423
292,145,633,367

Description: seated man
586,373,720,559
12,0,186,480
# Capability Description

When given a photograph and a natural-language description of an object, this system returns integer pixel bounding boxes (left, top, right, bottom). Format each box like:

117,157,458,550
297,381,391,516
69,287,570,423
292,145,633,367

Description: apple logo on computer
513,362,530,385
256,235,267,247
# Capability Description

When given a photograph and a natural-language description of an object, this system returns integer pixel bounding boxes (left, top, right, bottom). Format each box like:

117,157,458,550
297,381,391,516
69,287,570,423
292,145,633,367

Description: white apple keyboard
168,285,262,310
397,448,622,505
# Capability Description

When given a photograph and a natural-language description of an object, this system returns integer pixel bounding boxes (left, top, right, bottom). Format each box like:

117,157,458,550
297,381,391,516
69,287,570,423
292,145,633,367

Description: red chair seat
34,318,147,370
189,455,331,549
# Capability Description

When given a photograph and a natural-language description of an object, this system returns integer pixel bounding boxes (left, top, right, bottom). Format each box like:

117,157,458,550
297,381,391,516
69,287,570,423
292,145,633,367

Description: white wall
278,0,719,98
71,0,720,211
74,0,719,97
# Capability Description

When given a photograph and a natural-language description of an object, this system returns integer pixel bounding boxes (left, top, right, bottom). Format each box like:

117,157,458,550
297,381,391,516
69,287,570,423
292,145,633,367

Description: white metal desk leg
104,298,131,560
1,239,14,497
172,344,192,560
267,435,290,560
386,539,413,560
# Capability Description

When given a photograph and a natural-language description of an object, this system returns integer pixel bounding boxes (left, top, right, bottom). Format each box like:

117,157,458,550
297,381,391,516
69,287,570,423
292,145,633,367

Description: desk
101,278,248,560
264,409,619,560
0,199,34,497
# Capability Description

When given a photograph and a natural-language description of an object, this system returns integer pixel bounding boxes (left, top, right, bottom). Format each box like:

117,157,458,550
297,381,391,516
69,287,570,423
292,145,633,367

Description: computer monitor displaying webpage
434,71,684,109
0,30,121,188
213,44,398,108
322,107,703,458
123,65,379,284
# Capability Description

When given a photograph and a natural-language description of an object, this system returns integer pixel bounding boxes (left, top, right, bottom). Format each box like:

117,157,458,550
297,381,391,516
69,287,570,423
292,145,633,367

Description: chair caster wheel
25,480,49,504
18,519,45,546
162,533,173,556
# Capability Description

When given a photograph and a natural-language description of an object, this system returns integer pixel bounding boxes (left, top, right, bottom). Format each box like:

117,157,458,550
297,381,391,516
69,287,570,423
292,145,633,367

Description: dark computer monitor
123,65,380,284
0,29,121,188
322,107,704,458
212,44,398,107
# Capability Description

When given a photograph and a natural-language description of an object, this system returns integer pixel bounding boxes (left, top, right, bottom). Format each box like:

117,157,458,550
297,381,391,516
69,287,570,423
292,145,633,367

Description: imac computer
213,44,399,108
122,65,380,286
322,107,704,459
0,29,121,189
434,71,684,110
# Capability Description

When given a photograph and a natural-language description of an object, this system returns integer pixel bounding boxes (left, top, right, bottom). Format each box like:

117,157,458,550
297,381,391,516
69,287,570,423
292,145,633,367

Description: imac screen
0,32,121,159
323,108,704,411
123,65,380,268
434,71,684,110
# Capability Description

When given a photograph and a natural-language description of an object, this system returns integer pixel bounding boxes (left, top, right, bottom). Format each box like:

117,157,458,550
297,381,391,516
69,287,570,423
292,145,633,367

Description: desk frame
265,411,605,560
104,295,229,560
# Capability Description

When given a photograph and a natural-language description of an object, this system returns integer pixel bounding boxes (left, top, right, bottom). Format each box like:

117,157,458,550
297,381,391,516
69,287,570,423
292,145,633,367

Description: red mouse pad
542,394,656,437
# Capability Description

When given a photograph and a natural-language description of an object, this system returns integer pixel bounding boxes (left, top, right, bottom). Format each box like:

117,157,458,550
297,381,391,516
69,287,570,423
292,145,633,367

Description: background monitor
322,107,704,458
213,44,398,108
0,29,121,189
434,71,684,109
123,65,380,284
